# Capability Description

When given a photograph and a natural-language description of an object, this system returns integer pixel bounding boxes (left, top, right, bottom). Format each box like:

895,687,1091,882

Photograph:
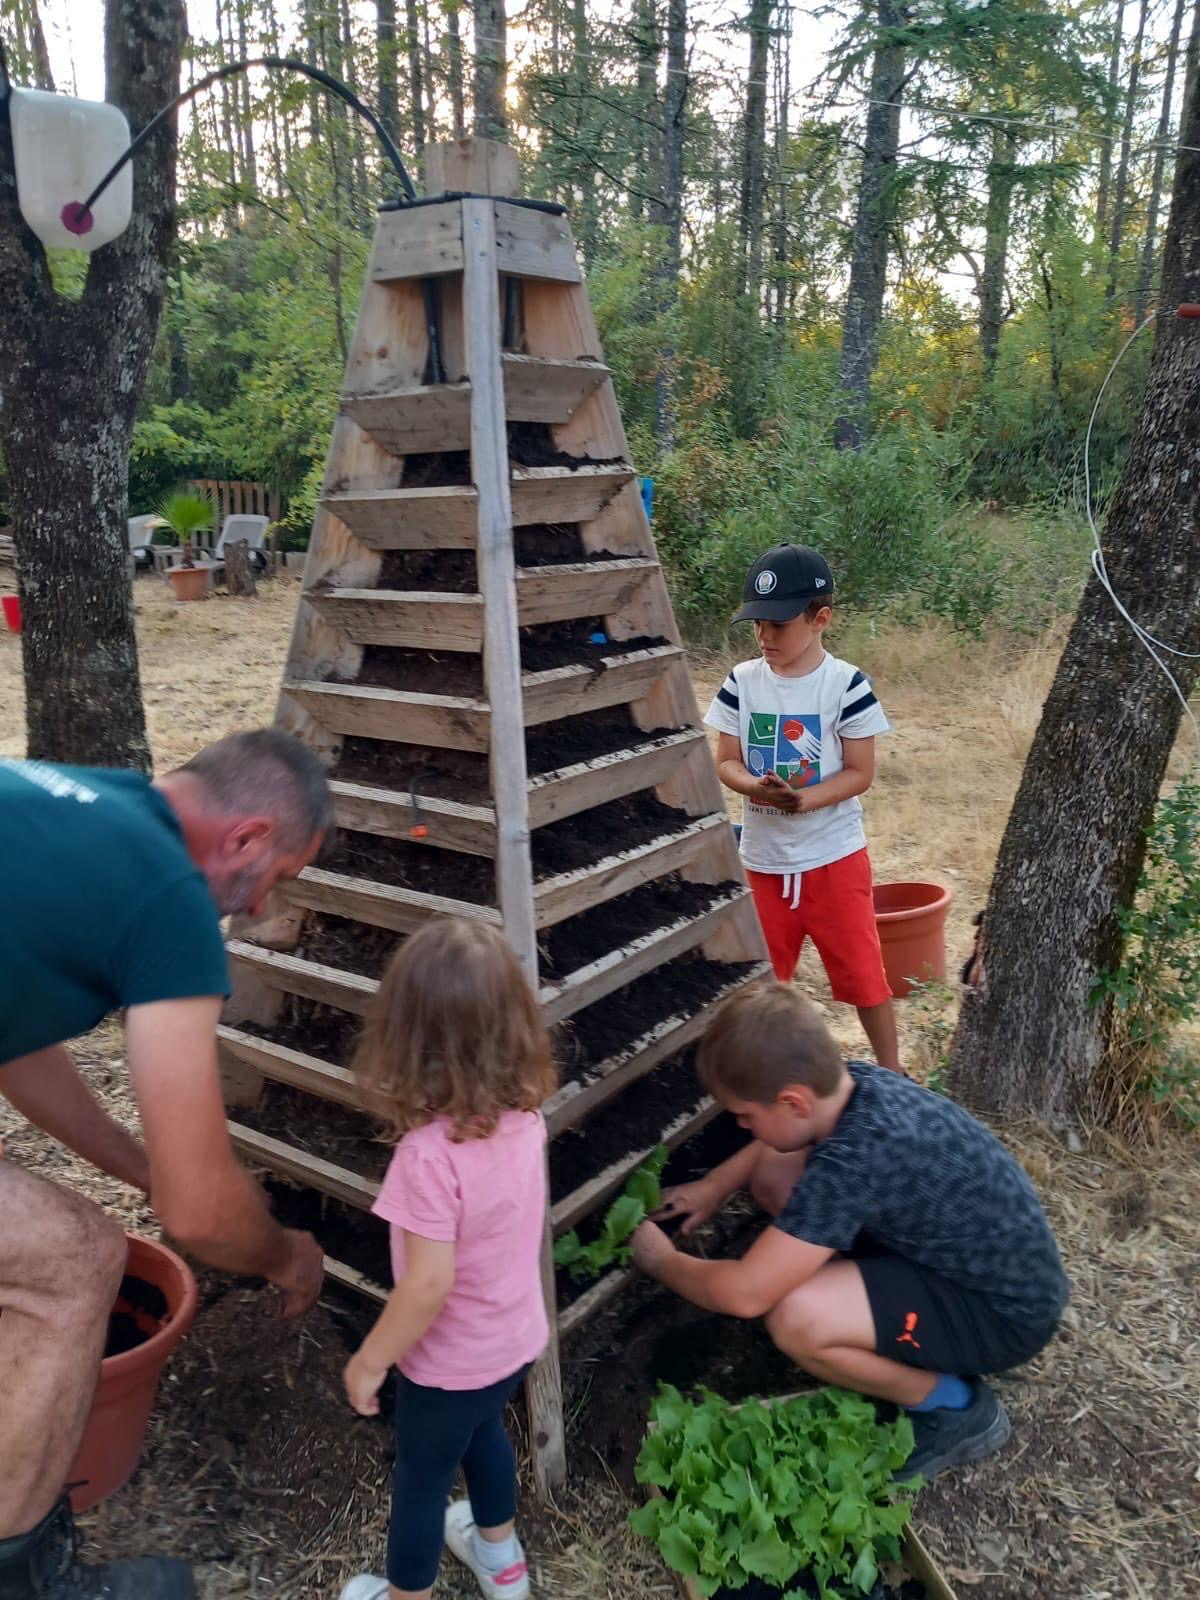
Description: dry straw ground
1,573,1197,1598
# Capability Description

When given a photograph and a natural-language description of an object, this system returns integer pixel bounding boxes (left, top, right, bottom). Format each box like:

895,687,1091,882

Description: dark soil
532,791,692,877
713,1579,925,1600
507,419,626,471
400,450,472,487
556,955,755,1082
264,1178,393,1285
548,1052,704,1201
539,876,730,982
104,1273,169,1358
377,524,626,590
296,914,404,978
332,707,678,804
237,1082,391,1183
240,998,362,1066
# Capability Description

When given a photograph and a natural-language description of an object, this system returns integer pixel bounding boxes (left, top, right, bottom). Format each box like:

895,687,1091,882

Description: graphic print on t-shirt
747,711,822,789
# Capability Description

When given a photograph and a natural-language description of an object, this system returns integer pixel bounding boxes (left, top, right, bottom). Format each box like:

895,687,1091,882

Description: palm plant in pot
157,489,214,601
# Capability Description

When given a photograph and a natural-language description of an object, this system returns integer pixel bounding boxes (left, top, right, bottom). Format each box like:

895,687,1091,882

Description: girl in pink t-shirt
339,919,556,1600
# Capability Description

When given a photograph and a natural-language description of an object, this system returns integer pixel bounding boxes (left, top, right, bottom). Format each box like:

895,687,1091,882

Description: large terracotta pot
873,881,954,999
166,564,209,601
68,1234,198,1511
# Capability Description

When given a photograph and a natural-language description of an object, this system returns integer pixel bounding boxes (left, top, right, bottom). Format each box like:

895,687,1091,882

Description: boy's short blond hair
697,982,844,1101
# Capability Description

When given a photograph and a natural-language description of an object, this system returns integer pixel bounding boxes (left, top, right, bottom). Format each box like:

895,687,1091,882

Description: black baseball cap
732,544,835,623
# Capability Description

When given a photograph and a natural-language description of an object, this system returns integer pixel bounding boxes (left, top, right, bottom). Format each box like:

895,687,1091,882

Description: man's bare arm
125,997,323,1317
0,1044,151,1190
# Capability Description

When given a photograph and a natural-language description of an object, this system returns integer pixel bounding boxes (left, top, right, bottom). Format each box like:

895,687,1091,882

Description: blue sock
906,1374,972,1412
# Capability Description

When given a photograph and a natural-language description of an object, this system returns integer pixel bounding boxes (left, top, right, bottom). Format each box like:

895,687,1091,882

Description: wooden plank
424,136,522,197
282,867,503,936
227,940,378,1014
331,779,496,857
540,890,751,1027
527,730,705,829
551,1097,719,1234
216,1025,363,1107
371,200,465,280
493,200,580,282
283,682,490,752
323,1256,389,1305
463,196,539,982
509,465,632,525
557,1265,636,1340
342,385,473,455
321,487,479,549
544,961,772,1137
306,588,485,650
515,558,656,626
532,814,727,930
501,353,608,423
522,644,681,725
228,1121,380,1211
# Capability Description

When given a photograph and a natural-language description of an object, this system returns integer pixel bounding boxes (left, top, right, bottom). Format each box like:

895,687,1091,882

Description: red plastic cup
1,595,20,634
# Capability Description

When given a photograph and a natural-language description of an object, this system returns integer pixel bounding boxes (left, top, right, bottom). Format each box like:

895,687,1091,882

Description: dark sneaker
0,1499,194,1600
899,1380,1012,1482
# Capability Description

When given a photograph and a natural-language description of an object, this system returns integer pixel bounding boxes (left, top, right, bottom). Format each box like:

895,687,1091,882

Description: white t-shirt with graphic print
704,651,891,875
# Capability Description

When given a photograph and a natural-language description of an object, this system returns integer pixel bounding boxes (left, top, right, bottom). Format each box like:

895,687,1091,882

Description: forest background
1,0,1193,642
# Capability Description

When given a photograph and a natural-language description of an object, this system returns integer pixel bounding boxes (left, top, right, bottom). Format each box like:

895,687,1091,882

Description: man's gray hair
179,730,335,853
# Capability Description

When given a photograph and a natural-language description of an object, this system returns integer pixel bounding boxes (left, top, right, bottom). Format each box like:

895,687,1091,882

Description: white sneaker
443,1501,530,1599
339,1578,389,1600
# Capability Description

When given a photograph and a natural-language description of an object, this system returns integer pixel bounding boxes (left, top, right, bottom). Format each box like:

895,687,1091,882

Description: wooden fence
187,479,282,524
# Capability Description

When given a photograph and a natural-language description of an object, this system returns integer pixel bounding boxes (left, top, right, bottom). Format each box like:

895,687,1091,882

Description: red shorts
746,848,892,1007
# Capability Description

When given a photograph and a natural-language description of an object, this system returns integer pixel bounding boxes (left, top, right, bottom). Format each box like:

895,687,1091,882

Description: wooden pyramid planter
218,138,770,1491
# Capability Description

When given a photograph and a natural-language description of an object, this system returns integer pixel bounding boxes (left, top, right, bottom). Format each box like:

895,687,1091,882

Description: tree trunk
654,0,686,449
0,0,186,771
834,0,907,450
771,14,791,329
406,0,426,151
224,540,257,597
216,0,240,211
1095,0,1126,249
25,0,55,89
1134,0,1187,323
630,0,660,222
571,0,597,263
472,0,507,140
445,0,466,137
737,0,772,302
1107,0,1150,298
376,0,399,140
979,124,1018,368
951,13,1200,1128
235,0,257,192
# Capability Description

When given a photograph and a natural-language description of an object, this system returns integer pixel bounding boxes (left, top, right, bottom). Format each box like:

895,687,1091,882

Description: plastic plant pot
873,881,954,999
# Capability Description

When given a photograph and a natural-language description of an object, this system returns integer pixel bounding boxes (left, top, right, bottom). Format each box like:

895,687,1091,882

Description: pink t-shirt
371,1109,550,1390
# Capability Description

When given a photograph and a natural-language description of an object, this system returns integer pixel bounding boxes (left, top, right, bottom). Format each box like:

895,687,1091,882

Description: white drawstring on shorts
780,873,802,910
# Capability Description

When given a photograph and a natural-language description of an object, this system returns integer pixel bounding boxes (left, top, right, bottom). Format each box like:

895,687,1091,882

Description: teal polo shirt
0,760,230,1065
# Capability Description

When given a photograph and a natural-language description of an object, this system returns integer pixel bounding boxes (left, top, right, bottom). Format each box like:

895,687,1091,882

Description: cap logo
755,570,778,594
815,577,827,588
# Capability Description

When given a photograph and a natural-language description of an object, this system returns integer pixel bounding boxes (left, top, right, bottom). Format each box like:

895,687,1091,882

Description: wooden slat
526,730,705,829
509,464,632,525
522,644,681,725
551,1097,719,1235
532,814,727,930
323,1256,389,1305
544,961,772,1137
424,136,521,197
322,487,479,549
283,682,489,752
282,867,502,936
227,940,378,1014
515,558,655,626
371,200,465,279
343,385,473,456
540,890,750,1027
331,779,496,857
502,353,608,423
557,1265,636,1340
307,588,484,650
228,1121,380,1210
493,200,580,282
217,1025,362,1106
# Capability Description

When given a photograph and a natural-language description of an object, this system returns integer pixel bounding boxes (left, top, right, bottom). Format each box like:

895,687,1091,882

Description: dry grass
2,578,1199,1597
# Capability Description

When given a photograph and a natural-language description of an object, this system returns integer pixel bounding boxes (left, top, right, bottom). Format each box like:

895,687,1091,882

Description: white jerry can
8,87,133,251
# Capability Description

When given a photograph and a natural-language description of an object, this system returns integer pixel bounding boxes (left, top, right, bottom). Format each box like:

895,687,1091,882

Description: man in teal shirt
0,730,334,1600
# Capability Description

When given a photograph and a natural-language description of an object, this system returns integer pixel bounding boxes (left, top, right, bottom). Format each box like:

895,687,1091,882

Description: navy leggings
386,1364,530,1591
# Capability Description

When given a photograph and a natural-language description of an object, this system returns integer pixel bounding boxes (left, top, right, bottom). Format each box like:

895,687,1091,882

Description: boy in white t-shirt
705,543,900,1071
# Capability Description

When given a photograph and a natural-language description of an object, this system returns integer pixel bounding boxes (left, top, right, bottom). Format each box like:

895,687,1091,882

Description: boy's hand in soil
269,1228,326,1319
344,1349,389,1417
631,1219,677,1276
653,1178,721,1236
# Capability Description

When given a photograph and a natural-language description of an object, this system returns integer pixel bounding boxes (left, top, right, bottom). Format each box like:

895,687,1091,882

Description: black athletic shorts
853,1249,1059,1376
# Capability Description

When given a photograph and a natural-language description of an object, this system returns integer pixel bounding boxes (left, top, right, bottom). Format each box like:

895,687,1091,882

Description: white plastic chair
210,513,271,578
127,514,171,571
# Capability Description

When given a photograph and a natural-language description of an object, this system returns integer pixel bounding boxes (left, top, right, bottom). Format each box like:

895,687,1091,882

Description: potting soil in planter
538,876,732,982
549,1050,703,1202
709,1578,926,1600
104,1274,168,1358
378,524,627,592
264,1179,393,1285
239,998,362,1066
237,1082,390,1182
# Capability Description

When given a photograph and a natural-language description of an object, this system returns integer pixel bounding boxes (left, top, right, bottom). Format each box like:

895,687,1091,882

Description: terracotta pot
2,595,20,633
68,1234,198,1512
873,881,954,999
166,564,208,601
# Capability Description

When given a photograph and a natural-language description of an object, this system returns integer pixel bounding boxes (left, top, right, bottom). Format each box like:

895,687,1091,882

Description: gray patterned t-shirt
774,1062,1069,1326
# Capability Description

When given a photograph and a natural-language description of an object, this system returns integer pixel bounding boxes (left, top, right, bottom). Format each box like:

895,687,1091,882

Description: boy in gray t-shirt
632,983,1068,1482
